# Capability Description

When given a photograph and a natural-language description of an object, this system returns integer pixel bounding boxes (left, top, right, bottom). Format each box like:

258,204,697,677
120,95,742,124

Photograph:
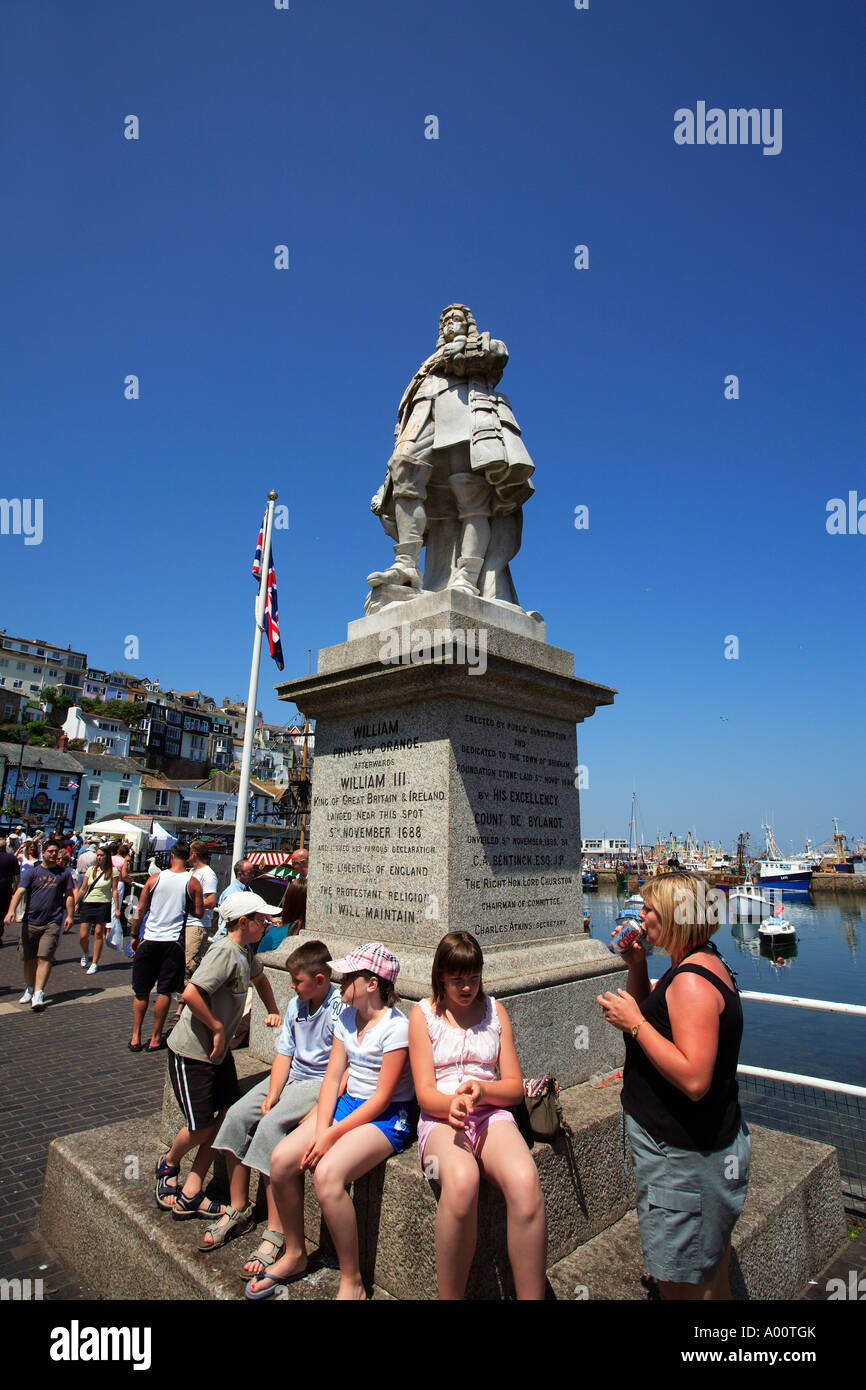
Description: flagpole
233,490,278,868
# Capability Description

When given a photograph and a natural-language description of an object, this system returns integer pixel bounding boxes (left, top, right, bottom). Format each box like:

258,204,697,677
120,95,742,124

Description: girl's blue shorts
334,1094,416,1153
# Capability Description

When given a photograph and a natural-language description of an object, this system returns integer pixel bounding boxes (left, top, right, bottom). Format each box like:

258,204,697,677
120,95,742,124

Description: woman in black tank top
597,871,751,1300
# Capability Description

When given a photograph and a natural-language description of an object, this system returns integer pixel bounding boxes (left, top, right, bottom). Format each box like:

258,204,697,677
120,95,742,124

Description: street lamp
28,757,44,834
9,728,31,828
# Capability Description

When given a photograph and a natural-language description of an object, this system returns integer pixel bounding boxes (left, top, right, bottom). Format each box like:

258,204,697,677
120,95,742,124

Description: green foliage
42,687,138,729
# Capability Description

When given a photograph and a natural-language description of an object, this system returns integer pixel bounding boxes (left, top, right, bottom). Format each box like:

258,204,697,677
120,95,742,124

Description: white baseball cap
220,891,282,923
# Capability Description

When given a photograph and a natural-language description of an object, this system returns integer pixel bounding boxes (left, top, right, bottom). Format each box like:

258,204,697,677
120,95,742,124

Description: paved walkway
0,927,165,1299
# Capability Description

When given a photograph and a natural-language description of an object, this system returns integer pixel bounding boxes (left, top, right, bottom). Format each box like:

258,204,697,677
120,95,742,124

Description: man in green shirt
156,893,283,1220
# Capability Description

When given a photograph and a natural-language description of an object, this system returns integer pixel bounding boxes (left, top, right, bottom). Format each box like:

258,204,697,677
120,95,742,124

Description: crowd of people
4,830,750,1301
1,828,142,1007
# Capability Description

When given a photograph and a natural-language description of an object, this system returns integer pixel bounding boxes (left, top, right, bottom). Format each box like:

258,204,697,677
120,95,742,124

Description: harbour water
590,887,866,1088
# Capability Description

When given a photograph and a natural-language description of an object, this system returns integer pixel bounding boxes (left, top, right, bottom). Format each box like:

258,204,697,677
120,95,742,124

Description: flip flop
146,1037,167,1052
128,1041,144,1052
244,1265,307,1300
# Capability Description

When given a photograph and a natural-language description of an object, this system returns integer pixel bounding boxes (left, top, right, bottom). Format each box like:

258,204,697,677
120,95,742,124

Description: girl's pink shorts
417,1103,517,1166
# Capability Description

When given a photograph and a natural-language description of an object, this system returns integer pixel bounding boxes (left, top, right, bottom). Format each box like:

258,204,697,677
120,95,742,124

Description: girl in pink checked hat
245,943,416,1301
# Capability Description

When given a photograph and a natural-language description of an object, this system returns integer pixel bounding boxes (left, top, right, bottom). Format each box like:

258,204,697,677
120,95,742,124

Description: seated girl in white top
246,942,414,1302
409,930,547,1300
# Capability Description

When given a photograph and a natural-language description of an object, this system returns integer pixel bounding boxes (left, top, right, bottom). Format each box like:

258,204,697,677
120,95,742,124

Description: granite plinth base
40,1080,848,1301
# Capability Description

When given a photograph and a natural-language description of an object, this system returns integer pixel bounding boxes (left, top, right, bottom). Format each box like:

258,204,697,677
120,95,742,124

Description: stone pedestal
276,591,621,1085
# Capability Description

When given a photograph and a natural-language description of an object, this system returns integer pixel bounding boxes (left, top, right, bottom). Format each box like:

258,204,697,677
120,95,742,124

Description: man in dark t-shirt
6,841,75,1011
0,837,20,944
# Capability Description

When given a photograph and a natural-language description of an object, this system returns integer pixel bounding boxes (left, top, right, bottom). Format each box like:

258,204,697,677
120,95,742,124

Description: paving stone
0,932,163,1298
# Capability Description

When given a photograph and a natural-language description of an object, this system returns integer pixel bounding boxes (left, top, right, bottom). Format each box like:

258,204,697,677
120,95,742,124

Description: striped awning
247,852,293,866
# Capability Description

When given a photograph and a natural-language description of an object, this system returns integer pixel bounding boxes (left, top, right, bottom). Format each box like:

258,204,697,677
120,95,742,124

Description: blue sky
1,0,863,852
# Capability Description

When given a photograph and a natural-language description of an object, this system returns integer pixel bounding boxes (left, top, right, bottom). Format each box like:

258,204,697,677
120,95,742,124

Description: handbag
521,1075,573,1142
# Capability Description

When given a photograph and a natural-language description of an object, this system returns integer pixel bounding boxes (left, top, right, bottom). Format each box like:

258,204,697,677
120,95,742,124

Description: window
32,666,40,674
88,786,100,803
16,662,25,671
155,790,168,808
179,800,190,817
197,802,206,819
122,773,131,782
85,810,96,824
12,680,22,689
118,788,130,806
36,649,44,657
38,774,49,789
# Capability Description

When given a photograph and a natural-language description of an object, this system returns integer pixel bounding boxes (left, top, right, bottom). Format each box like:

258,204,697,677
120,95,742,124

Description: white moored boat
729,871,773,921
758,912,796,940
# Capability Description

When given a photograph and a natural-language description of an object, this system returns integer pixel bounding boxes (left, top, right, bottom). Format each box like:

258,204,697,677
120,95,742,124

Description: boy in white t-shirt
201,940,345,1272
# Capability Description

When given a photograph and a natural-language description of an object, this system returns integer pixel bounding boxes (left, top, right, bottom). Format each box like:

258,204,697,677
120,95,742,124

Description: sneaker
86,963,98,975
31,990,46,1012
80,954,88,968
19,987,34,1004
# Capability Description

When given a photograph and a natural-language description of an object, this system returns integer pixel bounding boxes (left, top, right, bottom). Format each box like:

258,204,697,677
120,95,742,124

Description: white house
63,706,131,758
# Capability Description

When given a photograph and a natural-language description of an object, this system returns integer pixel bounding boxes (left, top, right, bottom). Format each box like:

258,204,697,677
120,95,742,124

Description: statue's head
437,304,477,346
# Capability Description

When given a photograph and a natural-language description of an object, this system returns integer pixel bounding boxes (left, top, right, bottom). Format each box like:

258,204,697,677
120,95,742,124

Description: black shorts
132,939,185,999
168,1050,240,1131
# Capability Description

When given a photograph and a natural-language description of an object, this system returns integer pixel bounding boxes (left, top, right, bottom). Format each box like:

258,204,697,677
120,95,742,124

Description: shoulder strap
675,964,737,999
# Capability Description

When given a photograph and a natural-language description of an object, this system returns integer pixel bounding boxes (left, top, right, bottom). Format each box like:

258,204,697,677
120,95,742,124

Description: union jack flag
252,514,265,582
264,561,284,671
253,512,284,671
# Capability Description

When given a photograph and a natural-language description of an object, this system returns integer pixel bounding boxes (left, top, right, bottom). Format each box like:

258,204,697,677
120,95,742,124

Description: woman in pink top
408,931,546,1300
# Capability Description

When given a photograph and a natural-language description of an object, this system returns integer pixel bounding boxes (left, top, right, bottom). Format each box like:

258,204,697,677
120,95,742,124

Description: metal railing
734,991,866,1213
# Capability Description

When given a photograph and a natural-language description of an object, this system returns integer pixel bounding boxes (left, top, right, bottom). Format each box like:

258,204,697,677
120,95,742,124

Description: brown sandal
240,1229,285,1278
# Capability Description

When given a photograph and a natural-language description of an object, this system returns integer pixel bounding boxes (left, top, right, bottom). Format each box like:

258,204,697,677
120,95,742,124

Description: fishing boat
756,824,812,891
804,821,857,875
581,868,599,891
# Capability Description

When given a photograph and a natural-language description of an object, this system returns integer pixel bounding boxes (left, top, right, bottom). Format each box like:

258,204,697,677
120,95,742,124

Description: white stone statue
366,304,535,613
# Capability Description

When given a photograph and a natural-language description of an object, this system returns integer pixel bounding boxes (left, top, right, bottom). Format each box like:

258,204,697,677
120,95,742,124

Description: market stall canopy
150,821,178,852
80,818,151,853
